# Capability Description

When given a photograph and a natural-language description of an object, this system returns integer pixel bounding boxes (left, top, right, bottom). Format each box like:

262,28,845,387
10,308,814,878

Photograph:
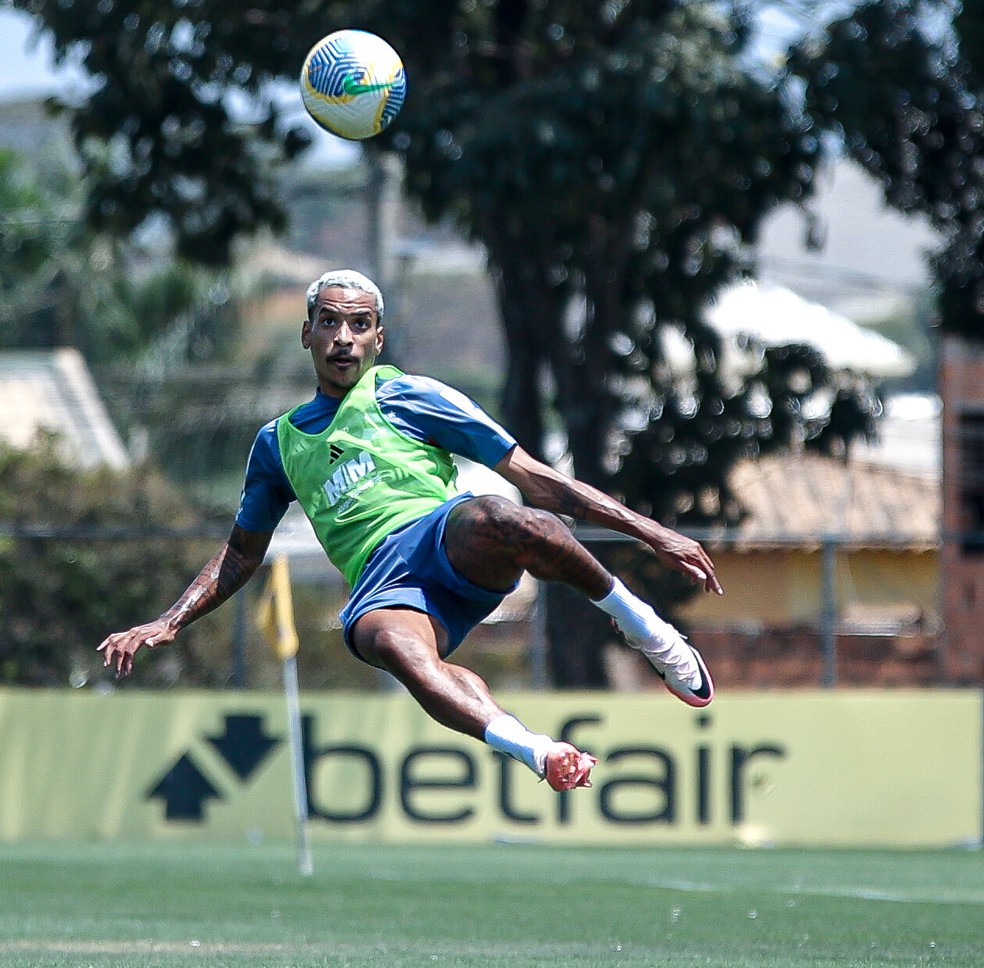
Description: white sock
484,714,554,777
592,578,698,679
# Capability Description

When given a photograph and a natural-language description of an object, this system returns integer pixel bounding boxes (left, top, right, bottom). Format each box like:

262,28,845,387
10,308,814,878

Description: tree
0,434,229,687
8,0,378,264
0,143,240,364
396,4,824,483
788,0,984,341
0,144,82,349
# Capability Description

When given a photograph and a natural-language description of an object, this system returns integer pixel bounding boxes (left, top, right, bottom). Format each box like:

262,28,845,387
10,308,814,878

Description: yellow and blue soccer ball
300,29,407,141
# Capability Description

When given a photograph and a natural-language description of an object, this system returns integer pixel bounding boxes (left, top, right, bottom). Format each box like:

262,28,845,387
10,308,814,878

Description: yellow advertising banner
0,689,979,846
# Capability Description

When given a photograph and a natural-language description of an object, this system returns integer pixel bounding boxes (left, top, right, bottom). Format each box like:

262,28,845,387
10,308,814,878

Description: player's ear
301,318,312,348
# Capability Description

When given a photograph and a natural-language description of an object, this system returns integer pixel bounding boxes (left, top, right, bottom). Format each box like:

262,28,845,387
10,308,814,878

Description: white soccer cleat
613,619,715,707
651,644,715,708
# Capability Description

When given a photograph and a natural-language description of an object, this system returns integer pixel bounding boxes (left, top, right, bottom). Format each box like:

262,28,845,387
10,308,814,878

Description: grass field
0,841,981,967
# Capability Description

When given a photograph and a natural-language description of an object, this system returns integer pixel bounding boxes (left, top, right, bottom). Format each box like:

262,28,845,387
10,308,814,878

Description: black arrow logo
146,753,221,821
205,714,281,782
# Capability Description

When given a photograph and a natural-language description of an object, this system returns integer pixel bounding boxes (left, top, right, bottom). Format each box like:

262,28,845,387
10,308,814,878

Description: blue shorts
339,492,518,662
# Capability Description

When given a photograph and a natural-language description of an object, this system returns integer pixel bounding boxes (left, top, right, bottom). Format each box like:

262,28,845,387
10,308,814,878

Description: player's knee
470,496,563,560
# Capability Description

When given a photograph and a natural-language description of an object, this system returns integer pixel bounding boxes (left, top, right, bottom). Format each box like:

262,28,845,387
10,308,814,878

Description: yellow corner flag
256,555,299,661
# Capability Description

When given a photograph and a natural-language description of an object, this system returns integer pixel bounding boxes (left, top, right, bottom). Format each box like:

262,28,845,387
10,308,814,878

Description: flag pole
282,651,313,876
256,555,313,876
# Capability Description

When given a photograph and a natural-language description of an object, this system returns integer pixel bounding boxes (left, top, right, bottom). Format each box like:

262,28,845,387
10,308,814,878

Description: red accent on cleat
543,743,598,791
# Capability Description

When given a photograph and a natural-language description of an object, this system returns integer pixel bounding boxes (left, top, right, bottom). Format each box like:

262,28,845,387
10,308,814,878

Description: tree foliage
13,0,315,263
12,2,868,480
789,0,984,340
0,143,240,364
11,3,854,482
394,3,825,489
0,434,230,687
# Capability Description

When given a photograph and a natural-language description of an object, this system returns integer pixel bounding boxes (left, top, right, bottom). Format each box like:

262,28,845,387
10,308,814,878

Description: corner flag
256,555,299,662
255,554,312,875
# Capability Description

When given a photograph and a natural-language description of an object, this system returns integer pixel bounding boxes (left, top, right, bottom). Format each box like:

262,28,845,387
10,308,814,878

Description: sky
0,9,88,100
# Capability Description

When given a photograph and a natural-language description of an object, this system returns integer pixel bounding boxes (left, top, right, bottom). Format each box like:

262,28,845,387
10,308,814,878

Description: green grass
0,842,981,967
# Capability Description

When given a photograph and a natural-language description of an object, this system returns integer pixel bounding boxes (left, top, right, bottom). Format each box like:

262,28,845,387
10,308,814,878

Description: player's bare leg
352,608,501,738
445,495,713,706
351,607,595,790
445,495,612,598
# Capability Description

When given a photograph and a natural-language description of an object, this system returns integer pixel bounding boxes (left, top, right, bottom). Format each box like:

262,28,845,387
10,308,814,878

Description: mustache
327,351,355,362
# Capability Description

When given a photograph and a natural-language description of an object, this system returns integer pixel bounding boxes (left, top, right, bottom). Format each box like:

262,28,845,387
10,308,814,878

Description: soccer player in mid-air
99,269,722,791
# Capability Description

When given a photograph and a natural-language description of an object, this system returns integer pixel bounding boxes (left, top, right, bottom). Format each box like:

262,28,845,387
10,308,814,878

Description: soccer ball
300,29,407,141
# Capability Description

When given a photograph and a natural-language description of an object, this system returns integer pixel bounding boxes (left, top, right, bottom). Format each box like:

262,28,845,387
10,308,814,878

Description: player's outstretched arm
97,525,274,678
494,445,723,595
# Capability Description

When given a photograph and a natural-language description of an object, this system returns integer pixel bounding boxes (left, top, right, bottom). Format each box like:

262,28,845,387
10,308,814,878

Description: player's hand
648,526,723,595
97,620,177,679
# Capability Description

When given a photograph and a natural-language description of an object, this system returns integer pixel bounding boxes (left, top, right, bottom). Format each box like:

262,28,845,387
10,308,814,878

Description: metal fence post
820,535,838,687
529,580,549,690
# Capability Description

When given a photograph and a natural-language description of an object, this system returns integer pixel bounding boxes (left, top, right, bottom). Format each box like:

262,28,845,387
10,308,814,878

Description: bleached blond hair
306,269,384,319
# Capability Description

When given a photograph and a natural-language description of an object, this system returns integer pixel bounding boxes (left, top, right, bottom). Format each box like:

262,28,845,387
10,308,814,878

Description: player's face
302,286,385,397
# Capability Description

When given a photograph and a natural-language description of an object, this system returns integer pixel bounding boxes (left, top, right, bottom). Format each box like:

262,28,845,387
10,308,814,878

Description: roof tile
728,452,939,549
